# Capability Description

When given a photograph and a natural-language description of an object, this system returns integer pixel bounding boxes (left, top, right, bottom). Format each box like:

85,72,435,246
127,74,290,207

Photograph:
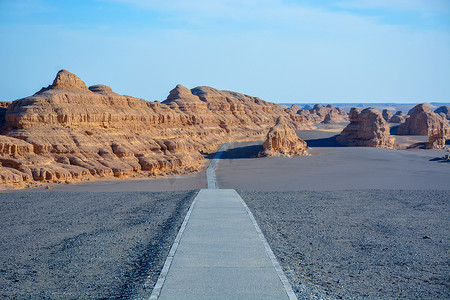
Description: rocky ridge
0,70,321,187
259,117,308,157
337,108,395,148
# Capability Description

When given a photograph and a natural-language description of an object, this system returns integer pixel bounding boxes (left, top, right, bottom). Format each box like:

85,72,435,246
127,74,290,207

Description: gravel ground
216,139,450,191
0,190,197,299
239,190,450,299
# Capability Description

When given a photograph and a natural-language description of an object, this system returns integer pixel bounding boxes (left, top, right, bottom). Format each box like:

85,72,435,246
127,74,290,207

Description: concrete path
150,189,296,299
206,143,230,189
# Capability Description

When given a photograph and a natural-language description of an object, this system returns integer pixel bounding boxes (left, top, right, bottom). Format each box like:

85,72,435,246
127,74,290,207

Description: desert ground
240,190,449,299
0,191,196,298
0,127,449,299
216,130,449,191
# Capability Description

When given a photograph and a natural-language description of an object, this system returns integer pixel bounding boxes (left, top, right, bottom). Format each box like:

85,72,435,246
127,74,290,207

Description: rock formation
389,111,407,123
0,101,10,125
337,108,395,148
0,69,318,187
382,109,393,122
397,103,449,136
435,106,450,120
427,130,448,150
308,104,348,124
259,117,308,157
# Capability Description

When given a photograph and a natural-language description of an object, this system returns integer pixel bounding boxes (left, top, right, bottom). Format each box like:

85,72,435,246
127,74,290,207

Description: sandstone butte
397,104,449,149
0,69,329,187
259,117,308,157
336,107,395,149
398,103,448,136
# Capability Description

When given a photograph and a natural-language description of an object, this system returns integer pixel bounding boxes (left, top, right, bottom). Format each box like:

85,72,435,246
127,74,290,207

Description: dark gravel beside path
0,190,197,299
240,190,450,299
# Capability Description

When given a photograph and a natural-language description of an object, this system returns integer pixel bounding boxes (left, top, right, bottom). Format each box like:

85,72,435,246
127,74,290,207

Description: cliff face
0,70,317,187
336,108,395,149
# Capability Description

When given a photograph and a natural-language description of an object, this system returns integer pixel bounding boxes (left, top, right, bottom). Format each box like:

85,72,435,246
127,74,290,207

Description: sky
0,0,449,103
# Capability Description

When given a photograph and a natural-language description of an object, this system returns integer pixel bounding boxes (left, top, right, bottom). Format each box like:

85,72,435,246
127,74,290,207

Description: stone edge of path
147,190,200,300
206,143,231,189
235,190,298,300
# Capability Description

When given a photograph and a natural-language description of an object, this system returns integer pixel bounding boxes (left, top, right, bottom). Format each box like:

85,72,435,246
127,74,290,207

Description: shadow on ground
221,145,263,159
304,135,343,148
204,144,263,160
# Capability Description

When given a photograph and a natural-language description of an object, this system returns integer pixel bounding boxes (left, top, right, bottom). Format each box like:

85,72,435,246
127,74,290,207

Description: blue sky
1,0,449,103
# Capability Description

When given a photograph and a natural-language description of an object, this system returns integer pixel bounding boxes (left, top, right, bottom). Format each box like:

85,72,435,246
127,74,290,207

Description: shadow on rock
390,125,399,135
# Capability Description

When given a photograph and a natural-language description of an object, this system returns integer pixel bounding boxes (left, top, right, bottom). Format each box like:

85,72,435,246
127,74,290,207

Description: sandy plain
0,127,449,299
216,131,449,191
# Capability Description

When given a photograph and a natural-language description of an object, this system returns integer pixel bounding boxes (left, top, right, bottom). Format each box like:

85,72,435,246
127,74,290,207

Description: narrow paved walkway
153,189,294,299
206,143,230,189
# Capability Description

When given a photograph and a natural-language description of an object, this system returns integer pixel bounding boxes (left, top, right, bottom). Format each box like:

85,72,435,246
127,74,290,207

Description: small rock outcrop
435,106,450,120
260,117,308,157
389,111,407,123
382,109,393,122
427,130,448,149
337,108,395,148
398,103,449,136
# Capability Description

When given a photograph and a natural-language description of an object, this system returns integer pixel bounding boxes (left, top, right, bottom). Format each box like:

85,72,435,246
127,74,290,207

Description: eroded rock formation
427,130,448,149
0,70,317,187
308,104,348,124
435,106,450,120
389,111,407,123
337,108,395,148
382,109,393,122
397,103,449,136
259,117,308,157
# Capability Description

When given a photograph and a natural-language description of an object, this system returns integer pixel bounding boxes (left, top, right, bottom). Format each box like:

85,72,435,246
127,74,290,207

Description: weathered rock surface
259,117,308,157
382,109,393,122
337,108,395,148
427,130,448,149
308,104,348,124
398,103,449,136
282,104,348,125
0,70,318,187
435,106,450,120
389,111,407,123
